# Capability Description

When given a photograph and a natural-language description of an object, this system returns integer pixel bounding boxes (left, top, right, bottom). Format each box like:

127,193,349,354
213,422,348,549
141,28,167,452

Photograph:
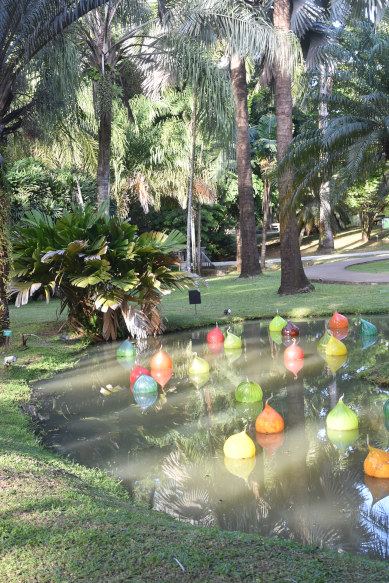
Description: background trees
0,0,113,332
5,0,389,341
284,19,389,241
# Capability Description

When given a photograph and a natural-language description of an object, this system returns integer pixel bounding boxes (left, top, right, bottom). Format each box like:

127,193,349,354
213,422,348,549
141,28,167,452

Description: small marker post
2,329,12,353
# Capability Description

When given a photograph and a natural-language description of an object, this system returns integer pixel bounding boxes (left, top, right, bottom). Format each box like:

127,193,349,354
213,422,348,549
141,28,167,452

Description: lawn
2,284,389,582
347,260,389,273
162,271,389,331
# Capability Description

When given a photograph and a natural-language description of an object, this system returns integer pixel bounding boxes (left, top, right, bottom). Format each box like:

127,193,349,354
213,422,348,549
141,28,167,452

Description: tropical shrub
10,205,198,340
6,158,96,224
128,201,236,260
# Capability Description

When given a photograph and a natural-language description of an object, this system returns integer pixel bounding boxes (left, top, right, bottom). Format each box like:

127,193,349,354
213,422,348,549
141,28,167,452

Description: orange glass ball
255,400,285,434
150,348,173,370
330,311,348,329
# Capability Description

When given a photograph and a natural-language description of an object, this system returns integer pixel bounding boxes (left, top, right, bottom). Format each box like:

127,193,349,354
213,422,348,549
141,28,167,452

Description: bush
6,158,96,224
128,201,235,260
10,205,198,340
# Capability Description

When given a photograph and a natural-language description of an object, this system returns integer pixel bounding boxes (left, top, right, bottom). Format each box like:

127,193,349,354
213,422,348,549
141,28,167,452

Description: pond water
30,316,389,560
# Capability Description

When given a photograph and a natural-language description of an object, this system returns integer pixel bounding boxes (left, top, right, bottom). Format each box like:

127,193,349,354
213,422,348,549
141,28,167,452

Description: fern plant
10,205,199,340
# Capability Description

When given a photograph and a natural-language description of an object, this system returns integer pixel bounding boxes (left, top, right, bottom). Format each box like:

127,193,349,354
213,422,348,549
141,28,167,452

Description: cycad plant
10,205,198,340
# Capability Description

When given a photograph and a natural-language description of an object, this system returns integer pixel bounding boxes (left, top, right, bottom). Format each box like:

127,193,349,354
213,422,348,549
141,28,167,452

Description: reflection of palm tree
328,377,338,409
154,451,214,526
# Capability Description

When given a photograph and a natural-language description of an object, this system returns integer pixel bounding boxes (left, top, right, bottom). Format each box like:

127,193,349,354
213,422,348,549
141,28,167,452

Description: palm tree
265,0,388,290
130,36,236,272
75,1,154,211
230,54,261,276
250,114,277,269
164,0,285,276
273,0,314,294
283,19,389,237
0,0,109,333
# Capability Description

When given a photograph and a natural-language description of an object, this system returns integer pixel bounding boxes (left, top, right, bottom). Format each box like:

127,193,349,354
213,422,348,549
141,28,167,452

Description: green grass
347,260,389,273
2,295,389,582
162,271,389,330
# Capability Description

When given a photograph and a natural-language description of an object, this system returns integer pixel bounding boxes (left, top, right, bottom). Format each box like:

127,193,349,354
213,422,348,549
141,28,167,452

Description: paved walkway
213,251,389,284
304,254,389,284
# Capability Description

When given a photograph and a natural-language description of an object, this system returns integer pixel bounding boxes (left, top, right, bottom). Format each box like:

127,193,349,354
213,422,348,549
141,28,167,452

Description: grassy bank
2,294,389,582
347,260,389,273
162,271,389,330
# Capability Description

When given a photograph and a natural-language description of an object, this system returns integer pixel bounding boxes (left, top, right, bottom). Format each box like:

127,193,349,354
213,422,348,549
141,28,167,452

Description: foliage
283,20,389,214
0,0,107,141
128,199,236,260
6,158,96,223
346,175,389,239
10,205,199,340
117,90,227,212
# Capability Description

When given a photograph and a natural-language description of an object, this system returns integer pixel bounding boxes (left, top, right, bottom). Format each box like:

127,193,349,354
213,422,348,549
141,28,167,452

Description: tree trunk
68,130,84,209
318,66,334,251
197,202,202,276
186,92,197,272
96,107,112,212
274,0,313,295
260,178,270,270
88,8,115,214
0,176,10,336
367,212,379,240
230,54,261,278
236,221,242,271
191,209,196,272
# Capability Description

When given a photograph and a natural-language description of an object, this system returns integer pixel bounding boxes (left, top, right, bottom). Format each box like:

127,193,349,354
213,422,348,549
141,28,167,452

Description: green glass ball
235,381,263,403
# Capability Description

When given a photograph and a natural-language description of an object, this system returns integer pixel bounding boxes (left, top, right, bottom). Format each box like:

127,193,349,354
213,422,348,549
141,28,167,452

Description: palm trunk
191,210,196,272
0,177,10,337
97,107,112,212
230,54,261,278
236,221,242,271
186,92,197,272
274,0,313,295
89,8,115,215
68,130,84,209
318,66,334,251
197,202,202,276
260,178,270,269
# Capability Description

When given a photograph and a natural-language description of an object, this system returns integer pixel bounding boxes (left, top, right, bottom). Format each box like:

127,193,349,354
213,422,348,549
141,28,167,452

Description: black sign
188,290,201,305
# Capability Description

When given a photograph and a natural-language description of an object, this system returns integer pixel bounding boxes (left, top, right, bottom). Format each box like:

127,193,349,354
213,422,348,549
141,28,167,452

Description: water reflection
30,317,389,560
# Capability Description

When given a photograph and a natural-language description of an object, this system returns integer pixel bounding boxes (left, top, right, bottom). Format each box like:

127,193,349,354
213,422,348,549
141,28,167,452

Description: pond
30,316,389,560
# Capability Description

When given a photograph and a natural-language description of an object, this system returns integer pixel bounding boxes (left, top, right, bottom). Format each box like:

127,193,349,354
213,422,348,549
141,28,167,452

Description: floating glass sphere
360,318,377,337
325,336,347,356
133,374,158,394
150,348,172,370
224,330,242,349
281,321,299,336
330,310,348,329
235,380,263,403
116,339,136,358
130,365,150,385
269,314,287,332
207,324,225,344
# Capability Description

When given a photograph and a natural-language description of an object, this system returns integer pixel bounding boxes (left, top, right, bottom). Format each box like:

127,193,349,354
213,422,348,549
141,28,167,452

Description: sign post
2,329,12,353
188,290,201,314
